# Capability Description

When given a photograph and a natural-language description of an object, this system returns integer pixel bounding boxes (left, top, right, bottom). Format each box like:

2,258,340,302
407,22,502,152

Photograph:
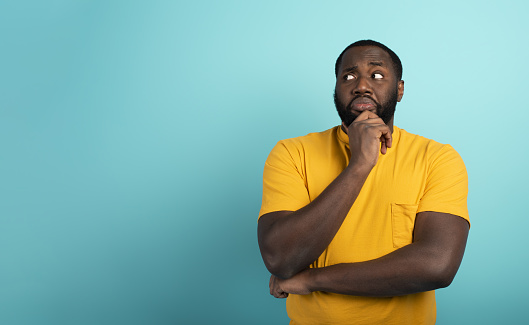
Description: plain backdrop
1,1,528,324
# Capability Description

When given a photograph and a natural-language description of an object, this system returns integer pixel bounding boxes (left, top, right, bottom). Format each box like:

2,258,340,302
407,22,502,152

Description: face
334,46,404,126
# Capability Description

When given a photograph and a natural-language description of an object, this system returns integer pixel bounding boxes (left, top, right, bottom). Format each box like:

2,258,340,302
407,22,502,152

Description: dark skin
258,46,469,298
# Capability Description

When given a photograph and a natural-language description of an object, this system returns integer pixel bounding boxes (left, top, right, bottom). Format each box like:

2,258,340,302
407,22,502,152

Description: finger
273,288,287,298
385,135,392,149
380,138,387,155
381,130,391,152
382,128,392,148
369,124,391,142
356,117,385,125
354,110,379,122
270,275,286,298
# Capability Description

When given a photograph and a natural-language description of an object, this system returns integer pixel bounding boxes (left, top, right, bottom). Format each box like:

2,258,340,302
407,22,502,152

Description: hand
269,272,312,299
342,111,392,168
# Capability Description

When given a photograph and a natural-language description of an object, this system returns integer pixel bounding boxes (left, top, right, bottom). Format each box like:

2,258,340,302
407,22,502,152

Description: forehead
338,46,393,72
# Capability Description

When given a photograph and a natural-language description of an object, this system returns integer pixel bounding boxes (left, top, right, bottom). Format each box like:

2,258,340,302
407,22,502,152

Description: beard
334,89,398,127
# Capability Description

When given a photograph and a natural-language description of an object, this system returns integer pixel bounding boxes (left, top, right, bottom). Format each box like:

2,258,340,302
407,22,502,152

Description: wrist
303,268,319,293
345,161,373,179
305,267,322,293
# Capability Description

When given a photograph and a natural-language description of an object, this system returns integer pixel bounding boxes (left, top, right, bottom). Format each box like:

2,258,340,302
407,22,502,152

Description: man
257,40,469,324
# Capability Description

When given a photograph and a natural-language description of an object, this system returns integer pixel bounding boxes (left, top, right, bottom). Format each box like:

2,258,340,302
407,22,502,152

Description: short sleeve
258,141,311,219
417,144,470,224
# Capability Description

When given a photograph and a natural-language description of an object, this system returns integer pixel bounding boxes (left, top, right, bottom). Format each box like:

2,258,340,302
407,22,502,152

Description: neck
387,116,394,133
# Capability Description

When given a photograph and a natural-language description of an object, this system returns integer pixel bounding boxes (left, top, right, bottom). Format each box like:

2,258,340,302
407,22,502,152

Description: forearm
306,243,457,297
269,212,470,299
259,163,371,279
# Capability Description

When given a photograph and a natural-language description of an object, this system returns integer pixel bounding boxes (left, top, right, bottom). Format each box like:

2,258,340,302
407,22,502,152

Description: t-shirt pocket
391,203,418,248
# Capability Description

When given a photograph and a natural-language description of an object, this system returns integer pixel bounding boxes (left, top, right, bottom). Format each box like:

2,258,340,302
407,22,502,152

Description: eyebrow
368,61,384,67
342,61,385,74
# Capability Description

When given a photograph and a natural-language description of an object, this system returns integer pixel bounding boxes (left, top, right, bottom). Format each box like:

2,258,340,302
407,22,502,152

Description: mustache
348,95,379,109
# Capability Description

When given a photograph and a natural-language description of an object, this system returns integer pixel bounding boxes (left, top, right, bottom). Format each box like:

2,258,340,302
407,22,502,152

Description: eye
344,74,355,81
372,73,383,79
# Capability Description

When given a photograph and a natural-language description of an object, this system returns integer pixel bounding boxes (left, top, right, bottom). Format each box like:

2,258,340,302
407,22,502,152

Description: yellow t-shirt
259,125,469,325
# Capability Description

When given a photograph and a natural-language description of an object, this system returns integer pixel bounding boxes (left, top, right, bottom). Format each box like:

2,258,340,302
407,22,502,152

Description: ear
397,80,404,102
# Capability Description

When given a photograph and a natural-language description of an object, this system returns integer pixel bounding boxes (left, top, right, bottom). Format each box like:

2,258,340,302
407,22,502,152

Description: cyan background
1,1,527,324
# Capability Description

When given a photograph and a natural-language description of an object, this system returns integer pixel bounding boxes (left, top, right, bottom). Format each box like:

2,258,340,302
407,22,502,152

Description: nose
352,76,372,96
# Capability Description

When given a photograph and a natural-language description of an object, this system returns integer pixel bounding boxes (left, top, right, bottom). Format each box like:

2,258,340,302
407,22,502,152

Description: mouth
349,96,377,112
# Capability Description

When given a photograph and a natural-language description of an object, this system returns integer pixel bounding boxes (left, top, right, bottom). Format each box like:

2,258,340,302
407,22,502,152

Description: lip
350,97,376,111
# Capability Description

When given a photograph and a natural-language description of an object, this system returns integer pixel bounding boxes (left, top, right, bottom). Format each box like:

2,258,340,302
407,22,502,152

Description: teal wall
1,1,527,324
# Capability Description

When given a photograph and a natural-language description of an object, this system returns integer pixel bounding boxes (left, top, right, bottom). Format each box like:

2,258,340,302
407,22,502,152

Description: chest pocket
391,203,419,248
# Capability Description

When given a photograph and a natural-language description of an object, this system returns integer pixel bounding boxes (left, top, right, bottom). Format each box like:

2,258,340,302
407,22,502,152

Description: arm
259,164,370,279
270,211,469,298
258,111,391,279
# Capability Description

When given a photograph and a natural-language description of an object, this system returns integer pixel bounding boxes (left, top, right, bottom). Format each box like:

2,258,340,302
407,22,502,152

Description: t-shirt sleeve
417,144,470,224
258,140,311,219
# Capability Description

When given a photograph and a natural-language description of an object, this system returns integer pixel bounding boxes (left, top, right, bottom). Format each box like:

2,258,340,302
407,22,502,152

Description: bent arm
270,212,469,297
258,112,392,279
258,163,371,279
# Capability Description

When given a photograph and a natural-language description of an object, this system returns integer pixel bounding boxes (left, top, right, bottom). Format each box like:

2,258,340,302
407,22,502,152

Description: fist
343,111,392,168
269,272,312,298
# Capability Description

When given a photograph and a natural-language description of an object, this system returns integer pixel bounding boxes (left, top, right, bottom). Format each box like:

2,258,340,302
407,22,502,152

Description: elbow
426,260,459,289
431,271,455,289
258,231,299,279
272,268,298,280
418,246,463,290
262,253,297,279
258,226,308,279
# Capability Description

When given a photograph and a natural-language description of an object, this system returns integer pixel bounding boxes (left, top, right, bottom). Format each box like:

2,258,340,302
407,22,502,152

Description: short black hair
334,40,402,80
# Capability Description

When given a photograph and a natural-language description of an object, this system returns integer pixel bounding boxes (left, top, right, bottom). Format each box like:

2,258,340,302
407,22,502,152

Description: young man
258,40,469,324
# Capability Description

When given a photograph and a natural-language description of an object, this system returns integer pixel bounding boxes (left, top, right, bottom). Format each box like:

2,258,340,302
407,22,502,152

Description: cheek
334,89,344,101
339,93,351,107
380,86,399,102
336,87,352,101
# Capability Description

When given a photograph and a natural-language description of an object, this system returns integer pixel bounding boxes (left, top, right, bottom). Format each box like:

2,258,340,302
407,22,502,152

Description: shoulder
271,126,341,155
279,126,340,147
265,126,342,171
400,128,470,222
396,127,463,163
